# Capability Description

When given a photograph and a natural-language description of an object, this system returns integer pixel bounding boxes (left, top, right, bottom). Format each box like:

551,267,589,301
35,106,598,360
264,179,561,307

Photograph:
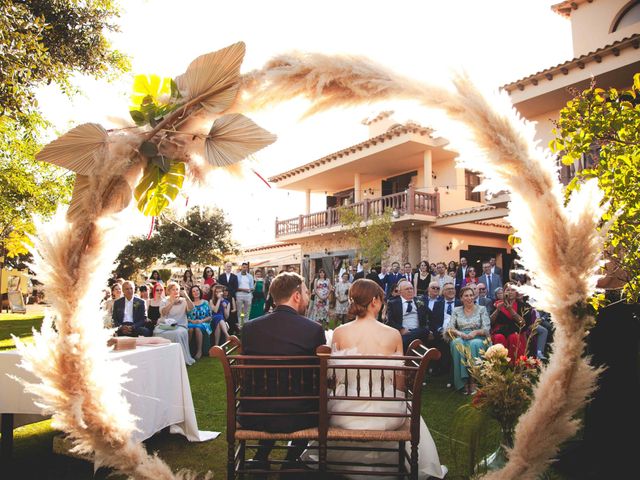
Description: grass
1,314,569,479
0,313,43,350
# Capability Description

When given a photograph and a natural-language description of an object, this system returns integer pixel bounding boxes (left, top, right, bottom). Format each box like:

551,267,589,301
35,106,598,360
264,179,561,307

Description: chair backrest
211,338,440,443
316,339,440,440
210,336,323,440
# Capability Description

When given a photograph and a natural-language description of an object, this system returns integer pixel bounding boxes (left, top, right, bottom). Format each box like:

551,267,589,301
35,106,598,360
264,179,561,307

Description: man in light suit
112,281,151,337
489,257,503,279
387,279,431,353
481,261,502,300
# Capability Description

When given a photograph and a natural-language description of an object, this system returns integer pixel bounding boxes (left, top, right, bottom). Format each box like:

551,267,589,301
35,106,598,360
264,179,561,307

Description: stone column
354,173,362,202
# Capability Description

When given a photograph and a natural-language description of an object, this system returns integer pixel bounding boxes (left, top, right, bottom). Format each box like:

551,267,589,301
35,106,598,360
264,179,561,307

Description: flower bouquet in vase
451,343,542,474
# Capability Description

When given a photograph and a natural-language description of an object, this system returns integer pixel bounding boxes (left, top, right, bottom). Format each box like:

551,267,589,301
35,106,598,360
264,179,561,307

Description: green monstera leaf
129,74,181,126
134,161,185,216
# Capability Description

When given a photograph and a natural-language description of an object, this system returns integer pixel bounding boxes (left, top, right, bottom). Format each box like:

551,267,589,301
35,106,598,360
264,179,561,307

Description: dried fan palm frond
176,42,246,113
36,123,108,175
204,113,276,167
67,175,91,223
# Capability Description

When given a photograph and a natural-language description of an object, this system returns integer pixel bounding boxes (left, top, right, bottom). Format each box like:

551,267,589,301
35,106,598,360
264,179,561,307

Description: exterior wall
528,110,561,146
427,227,510,265
298,234,358,258
571,0,638,57
235,244,302,272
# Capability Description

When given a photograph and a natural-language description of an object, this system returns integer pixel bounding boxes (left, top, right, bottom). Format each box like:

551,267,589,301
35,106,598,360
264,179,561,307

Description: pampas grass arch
17,43,606,479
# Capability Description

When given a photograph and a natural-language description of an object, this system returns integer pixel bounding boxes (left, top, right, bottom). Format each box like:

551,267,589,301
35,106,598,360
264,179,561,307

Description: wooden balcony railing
275,186,439,238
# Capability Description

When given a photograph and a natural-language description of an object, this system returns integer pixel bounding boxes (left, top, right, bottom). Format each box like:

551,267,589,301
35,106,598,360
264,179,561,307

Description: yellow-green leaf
135,162,185,216
130,74,173,109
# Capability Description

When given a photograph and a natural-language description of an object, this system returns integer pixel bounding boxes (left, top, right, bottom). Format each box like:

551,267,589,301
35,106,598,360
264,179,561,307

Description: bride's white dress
301,347,445,479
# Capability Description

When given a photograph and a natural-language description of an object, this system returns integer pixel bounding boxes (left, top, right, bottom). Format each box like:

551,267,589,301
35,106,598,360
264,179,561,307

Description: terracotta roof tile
268,122,434,183
502,33,640,92
437,205,498,219
551,0,592,18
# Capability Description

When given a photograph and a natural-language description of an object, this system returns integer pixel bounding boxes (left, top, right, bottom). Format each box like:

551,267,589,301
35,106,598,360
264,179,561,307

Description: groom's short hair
269,272,304,304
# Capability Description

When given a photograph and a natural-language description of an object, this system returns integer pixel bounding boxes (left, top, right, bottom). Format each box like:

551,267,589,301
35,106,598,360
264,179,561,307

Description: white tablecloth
0,343,218,442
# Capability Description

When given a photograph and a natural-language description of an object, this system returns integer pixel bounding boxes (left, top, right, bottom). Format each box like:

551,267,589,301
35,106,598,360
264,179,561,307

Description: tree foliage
551,73,640,302
0,117,73,258
0,0,129,126
338,206,393,266
114,207,237,279
0,0,128,260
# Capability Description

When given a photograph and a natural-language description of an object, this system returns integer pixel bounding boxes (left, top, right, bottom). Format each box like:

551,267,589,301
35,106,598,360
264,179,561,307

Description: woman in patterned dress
333,272,351,325
448,285,491,394
310,269,332,326
187,285,212,360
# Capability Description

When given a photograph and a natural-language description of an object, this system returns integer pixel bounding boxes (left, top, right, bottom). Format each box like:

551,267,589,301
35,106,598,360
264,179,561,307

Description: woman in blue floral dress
187,285,212,360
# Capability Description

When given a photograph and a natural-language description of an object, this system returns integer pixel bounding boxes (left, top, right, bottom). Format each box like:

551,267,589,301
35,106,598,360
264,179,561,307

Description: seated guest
462,266,479,287
149,270,163,285
187,285,213,360
240,272,326,470
180,269,194,291
103,282,123,326
387,279,431,353
428,282,459,375
209,285,231,346
154,281,195,365
146,282,164,330
489,282,533,362
425,281,442,311
112,281,151,337
447,285,491,394
477,282,494,315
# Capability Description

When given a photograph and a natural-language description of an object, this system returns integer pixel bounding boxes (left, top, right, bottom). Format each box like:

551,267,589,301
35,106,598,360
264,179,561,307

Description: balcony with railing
275,186,439,238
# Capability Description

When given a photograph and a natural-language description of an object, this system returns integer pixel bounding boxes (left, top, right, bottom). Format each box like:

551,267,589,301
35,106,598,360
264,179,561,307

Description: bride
304,279,447,479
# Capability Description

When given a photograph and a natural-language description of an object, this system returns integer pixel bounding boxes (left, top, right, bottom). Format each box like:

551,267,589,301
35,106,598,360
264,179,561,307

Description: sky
37,0,573,248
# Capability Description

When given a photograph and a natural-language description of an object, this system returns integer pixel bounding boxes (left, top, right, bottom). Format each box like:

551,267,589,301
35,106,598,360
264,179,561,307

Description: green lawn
1,315,569,479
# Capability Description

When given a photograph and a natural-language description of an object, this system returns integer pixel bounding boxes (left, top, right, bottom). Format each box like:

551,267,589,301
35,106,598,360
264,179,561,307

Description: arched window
611,1,640,32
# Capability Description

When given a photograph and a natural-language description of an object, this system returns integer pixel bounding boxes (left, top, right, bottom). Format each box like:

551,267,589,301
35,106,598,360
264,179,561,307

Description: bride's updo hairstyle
347,279,384,319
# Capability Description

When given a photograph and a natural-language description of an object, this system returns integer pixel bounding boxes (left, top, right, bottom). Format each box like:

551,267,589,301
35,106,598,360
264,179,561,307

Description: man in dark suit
387,279,431,352
384,261,403,297
112,281,151,337
428,282,460,375
217,261,239,333
240,272,326,470
455,256,469,294
477,282,495,315
354,259,383,287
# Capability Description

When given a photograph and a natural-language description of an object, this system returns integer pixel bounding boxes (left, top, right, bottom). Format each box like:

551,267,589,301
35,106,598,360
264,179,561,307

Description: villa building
239,0,640,285
266,112,513,282
504,0,640,182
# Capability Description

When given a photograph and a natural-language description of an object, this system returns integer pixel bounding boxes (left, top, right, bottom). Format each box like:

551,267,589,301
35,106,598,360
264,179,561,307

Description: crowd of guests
101,262,288,365
305,257,552,395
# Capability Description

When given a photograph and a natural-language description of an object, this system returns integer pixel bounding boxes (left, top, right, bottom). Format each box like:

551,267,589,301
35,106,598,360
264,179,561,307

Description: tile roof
502,33,640,93
242,242,298,253
551,0,592,18
437,204,499,219
268,122,434,183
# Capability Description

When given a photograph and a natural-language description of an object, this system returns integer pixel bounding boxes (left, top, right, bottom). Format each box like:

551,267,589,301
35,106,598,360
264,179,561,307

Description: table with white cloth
0,343,218,459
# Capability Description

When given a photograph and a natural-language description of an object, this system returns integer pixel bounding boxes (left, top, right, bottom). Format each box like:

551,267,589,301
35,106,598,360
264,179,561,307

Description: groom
240,272,326,471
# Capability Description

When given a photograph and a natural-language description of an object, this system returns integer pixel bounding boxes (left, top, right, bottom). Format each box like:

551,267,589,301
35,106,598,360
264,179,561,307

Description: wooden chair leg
410,441,419,480
227,441,236,480
399,440,406,476
238,440,246,480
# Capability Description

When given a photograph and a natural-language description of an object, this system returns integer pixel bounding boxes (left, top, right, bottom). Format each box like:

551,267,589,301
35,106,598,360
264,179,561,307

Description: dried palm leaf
66,175,91,223
36,123,108,175
175,42,245,113
204,114,276,167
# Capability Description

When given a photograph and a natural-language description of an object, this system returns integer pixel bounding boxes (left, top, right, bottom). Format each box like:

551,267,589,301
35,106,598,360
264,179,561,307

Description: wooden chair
212,337,440,479
317,340,440,478
210,336,322,479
